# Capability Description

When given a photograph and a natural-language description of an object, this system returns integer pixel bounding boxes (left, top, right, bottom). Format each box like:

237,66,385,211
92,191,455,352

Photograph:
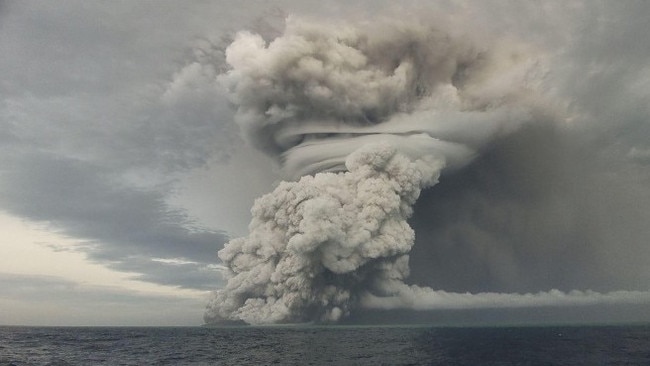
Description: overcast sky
1,1,650,326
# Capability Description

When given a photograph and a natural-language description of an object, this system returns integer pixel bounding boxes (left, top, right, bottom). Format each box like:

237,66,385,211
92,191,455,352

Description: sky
1,1,650,326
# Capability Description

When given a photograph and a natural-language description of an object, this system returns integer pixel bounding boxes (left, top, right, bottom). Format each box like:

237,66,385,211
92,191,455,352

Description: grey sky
1,1,650,325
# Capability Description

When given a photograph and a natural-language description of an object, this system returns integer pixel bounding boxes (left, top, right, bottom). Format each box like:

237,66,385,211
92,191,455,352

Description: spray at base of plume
204,143,443,324
362,280,650,310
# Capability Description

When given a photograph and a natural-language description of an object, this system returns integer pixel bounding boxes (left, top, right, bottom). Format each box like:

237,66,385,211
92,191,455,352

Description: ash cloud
203,16,648,325
219,17,545,179
206,144,442,323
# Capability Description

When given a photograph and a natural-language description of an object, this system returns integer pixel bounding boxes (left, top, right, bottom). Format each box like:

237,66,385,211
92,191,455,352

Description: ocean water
1,325,649,365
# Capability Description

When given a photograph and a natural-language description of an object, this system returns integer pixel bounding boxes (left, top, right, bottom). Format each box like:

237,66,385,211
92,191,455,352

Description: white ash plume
206,143,441,324
205,16,566,325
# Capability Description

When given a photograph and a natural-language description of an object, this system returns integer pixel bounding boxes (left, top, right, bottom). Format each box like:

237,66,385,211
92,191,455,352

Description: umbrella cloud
205,16,650,325
218,17,543,178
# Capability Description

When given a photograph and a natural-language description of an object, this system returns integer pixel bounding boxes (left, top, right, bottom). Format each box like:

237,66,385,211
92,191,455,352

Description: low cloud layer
0,272,207,326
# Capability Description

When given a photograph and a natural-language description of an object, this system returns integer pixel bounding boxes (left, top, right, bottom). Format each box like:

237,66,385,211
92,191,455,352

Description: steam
362,284,650,311
218,17,540,178
204,17,647,325
206,143,441,323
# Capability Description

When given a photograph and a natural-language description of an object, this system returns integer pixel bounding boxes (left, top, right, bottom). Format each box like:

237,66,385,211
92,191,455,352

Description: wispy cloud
0,272,207,326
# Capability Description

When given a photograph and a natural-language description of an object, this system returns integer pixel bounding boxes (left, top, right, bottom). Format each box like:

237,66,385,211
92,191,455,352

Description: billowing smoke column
217,17,539,180
208,143,442,323
204,17,625,325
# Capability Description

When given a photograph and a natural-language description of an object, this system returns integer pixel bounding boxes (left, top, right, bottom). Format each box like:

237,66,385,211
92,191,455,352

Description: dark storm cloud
0,1,247,290
400,1,650,297
0,153,226,289
408,123,650,294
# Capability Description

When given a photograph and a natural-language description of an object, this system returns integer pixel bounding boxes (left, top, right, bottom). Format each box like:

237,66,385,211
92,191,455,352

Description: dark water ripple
1,325,649,365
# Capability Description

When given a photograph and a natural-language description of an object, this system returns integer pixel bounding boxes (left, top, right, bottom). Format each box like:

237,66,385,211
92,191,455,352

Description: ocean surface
1,324,649,365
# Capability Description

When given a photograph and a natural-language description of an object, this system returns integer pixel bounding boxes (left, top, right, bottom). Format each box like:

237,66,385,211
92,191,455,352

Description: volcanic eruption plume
204,17,648,325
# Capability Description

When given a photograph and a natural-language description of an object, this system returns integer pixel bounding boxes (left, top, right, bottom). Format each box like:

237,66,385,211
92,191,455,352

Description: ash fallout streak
204,17,650,325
